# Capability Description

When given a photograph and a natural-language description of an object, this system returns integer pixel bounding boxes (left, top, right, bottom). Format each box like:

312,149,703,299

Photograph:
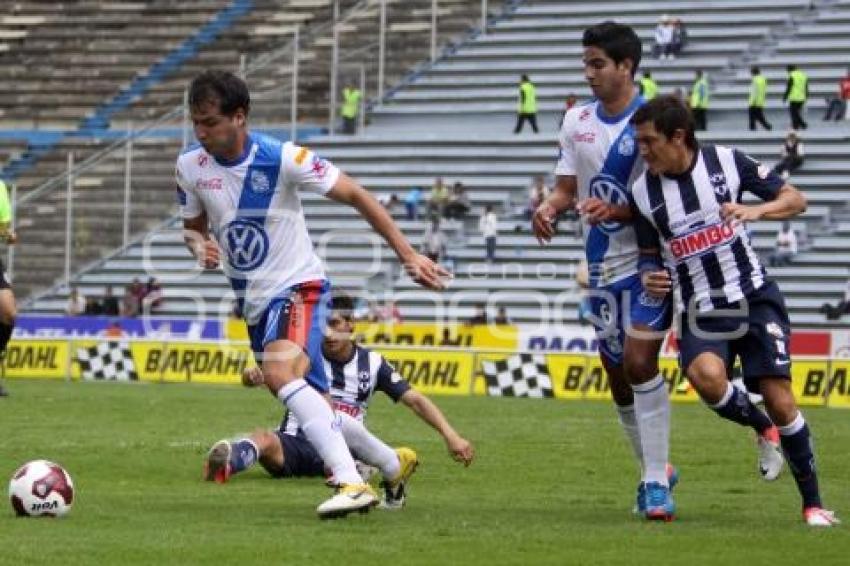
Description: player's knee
623,357,658,384
760,380,798,425
251,429,279,455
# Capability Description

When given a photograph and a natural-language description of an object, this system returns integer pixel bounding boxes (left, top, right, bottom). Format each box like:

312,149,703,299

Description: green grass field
0,379,848,565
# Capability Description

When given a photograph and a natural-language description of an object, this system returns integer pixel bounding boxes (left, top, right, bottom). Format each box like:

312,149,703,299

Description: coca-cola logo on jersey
572,131,596,144
670,220,736,260
195,178,223,191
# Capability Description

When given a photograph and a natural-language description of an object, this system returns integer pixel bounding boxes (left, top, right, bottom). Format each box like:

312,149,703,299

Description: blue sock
229,439,259,474
779,414,822,509
709,382,773,433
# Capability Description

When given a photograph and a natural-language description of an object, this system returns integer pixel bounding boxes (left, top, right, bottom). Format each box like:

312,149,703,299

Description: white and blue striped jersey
555,95,646,287
280,345,410,436
629,144,784,312
175,133,340,325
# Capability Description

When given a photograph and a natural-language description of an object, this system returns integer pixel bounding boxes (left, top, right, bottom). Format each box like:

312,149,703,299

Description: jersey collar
213,134,254,167
596,92,644,125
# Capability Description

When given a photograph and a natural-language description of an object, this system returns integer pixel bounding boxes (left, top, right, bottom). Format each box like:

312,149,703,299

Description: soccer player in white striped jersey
177,70,449,519
629,95,838,527
534,21,676,521
204,293,475,509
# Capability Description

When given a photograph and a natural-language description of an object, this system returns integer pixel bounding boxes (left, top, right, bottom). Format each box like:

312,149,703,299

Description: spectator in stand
823,69,850,121
748,66,772,131
404,186,422,220
382,300,403,324
639,71,658,100
142,277,163,313
466,304,488,326
514,74,539,134
767,221,798,267
670,18,687,58
427,177,450,217
653,15,673,59
65,287,86,316
479,204,498,263
102,286,120,316
690,69,709,131
421,217,447,263
772,130,805,180
444,182,470,220
494,306,510,325
820,278,850,320
783,64,809,130
526,176,550,220
378,193,400,213
121,279,143,317
84,296,102,316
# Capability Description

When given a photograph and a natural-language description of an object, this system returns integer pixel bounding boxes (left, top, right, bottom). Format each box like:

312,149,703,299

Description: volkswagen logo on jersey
589,174,627,234
250,170,271,194
222,219,269,271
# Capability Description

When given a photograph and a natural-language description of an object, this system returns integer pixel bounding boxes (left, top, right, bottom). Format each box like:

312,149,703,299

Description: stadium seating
12,0,850,329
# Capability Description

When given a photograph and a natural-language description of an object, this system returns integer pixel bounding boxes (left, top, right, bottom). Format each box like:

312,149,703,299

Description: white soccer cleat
316,483,378,519
757,426,784,481
803,507,841,527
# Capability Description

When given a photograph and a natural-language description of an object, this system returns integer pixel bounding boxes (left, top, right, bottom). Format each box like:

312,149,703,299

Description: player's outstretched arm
533,175,577,245
400,389,474,466
183,212,220,269
327,173,450,290
721,184,807,223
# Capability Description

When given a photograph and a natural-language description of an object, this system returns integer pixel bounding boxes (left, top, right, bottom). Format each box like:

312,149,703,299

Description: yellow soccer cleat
379,447,419,510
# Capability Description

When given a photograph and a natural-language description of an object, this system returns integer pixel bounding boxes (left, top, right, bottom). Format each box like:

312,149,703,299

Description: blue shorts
678,279,792,391
262,431,325,478
247,279,331,393
588,273,672,365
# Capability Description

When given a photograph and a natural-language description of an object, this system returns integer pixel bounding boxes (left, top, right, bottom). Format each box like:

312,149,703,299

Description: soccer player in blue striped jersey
204,294,475,509
628,95,839,527
178,70,449,518
534,21,676,520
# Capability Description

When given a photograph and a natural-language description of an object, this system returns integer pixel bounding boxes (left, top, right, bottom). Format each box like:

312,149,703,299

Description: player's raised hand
532,202,558,245
447,434,474,467
198,238,221,270
641,269,672,299
241,366,265,387
404,253,451,290
720,202,763,223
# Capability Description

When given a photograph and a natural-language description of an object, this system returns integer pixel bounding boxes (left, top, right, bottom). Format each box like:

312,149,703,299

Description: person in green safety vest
513,74,539,133
0,178,17,398
783,64,808,130
748,66,772,131
341,83,362,135
639,70,658,100
689,69,709,131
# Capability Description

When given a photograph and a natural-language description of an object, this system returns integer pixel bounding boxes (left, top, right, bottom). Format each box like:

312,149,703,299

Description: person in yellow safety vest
748,66,772,131
639,70,658,100
0,178,17,398
689,69,709,131
783,64,808,130
341,84,362,135
513,74,539,133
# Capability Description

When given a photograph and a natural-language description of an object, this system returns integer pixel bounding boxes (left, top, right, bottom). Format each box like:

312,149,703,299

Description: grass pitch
0,379,848,565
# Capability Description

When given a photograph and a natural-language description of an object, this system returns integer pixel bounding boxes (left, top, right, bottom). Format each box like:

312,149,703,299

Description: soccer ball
8,460,75,517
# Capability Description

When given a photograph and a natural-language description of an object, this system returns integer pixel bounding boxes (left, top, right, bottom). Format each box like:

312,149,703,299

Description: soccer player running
629,95,839,527
533,22,676,520
177,70,449,518
205,293,475,509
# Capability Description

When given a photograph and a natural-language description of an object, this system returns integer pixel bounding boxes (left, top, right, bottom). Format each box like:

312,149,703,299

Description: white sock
632,374,671,486
615,404,644,478
337,412,400,480
277,379,362,485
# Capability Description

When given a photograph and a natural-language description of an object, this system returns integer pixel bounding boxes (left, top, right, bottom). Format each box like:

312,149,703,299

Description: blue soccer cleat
635,463,679,515
644,481,675,522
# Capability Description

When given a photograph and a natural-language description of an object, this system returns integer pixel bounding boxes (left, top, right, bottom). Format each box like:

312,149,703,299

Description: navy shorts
588,273,672,365
247,279,331,393
678,279,792,391
262,431,325,478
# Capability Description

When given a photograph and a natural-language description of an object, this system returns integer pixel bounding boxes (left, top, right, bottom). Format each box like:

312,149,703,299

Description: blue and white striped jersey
630,144,784,312
555,95,646,287
280,344,411,436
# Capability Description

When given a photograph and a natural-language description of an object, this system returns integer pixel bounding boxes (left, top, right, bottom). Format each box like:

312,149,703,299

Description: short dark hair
582,21,642,76
631,95,698,150
189,70,250,116
330,292,355,313
751,66,760,74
